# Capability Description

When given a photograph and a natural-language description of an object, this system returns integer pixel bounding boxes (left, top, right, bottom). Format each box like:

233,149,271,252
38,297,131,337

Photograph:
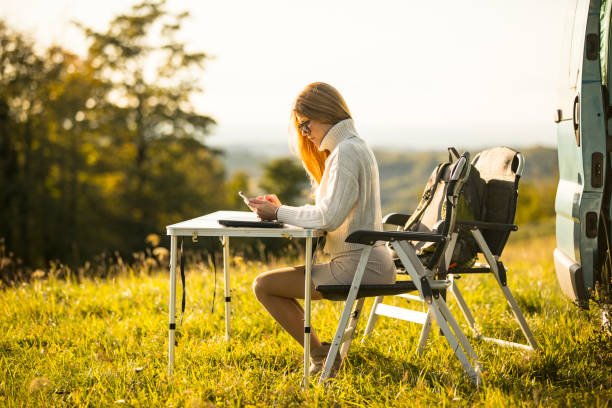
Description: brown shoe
309,342,331,375
309,342,343,378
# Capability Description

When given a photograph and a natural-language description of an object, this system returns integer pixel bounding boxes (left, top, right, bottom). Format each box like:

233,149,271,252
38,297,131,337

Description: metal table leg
223,236,231,340
168,234,178,376
303,237,312,388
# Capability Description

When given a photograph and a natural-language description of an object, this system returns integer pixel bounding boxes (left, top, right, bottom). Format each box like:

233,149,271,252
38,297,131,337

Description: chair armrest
455,220,518,231
345,230,445,245
382,212,411,226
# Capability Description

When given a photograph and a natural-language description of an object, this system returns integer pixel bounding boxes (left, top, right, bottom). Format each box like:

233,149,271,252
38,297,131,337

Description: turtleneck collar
318,118,358,152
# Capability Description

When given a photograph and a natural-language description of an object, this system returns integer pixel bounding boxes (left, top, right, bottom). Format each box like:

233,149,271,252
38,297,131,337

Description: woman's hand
264,194,282,206
248,198,279,221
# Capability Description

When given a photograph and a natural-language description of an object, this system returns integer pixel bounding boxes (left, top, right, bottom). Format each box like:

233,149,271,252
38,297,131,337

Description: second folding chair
361,147,538,362
447,147,538,351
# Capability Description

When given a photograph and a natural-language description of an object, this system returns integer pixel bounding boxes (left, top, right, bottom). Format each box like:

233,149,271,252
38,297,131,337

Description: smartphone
238,191,250,204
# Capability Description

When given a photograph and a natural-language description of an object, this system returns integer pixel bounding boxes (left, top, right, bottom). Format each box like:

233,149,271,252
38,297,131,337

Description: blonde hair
291,82,352,185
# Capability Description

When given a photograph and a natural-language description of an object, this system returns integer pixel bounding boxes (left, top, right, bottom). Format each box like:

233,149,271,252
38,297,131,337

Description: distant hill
374,150,447,214
220,145,559,215
518,146,559,181
220,144,294,179
220,148,268,179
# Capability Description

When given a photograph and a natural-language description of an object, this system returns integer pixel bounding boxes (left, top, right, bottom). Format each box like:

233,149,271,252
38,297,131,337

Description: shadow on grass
483,327,612,394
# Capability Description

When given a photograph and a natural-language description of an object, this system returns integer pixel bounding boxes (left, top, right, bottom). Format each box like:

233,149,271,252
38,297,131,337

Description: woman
248,82,395,376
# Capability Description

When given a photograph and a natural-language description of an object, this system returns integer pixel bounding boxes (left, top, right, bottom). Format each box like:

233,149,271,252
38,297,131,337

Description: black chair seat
316,281,418,301
449,267,491,274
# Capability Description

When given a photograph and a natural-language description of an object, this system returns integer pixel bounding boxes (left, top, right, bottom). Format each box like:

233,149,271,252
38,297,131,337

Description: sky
1,0,569,152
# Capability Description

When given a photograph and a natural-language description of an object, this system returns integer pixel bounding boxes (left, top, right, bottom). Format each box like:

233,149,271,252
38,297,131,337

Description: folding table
165,210,324,386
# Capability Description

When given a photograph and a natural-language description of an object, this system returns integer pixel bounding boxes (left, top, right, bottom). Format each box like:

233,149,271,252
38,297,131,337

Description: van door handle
573,95,580,146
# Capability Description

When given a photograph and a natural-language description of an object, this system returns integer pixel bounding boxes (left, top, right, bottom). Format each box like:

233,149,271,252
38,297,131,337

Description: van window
601,0,612,86
569,1,589,89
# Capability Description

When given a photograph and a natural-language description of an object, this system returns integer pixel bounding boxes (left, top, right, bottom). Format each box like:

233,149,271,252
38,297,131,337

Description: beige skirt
311,244,396,287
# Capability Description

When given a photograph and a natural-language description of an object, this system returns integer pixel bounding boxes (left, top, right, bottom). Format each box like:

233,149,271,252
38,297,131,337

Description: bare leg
252,265,323,349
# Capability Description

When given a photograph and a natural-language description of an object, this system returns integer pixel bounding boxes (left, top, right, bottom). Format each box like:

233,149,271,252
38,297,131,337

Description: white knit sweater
276,119,384,256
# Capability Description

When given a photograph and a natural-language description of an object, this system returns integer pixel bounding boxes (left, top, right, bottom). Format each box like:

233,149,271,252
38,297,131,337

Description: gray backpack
403,148,486,269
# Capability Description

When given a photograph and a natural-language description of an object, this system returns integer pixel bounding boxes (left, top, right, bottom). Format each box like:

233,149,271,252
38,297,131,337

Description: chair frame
446,151,538,351
317,154,483,385
362,150,538,361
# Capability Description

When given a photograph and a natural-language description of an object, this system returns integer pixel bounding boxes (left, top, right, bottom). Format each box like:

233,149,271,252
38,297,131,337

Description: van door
555,0,608,308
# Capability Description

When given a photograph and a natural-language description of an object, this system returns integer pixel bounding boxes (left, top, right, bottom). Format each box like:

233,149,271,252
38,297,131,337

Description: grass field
1,234,611,407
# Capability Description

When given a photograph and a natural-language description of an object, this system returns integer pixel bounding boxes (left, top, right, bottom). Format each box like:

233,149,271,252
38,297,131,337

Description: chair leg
428,297,481,385
320,297,354,382
497,282,539,350
392,240,481,386
320,246,373,383
417,311,432,355
472,229,539,351
340,298,365,359
450,277,480,337
435,296,480,366
361,295,384,344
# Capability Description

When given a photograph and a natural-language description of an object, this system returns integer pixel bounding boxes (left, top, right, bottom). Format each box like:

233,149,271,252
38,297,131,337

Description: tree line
0,1,310,278
0,0,556,280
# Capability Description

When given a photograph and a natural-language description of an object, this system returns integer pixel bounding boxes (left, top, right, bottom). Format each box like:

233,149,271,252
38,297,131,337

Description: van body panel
555,0,608,305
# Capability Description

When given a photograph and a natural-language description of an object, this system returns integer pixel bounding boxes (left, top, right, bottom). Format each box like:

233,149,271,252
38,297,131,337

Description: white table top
166,211,325,238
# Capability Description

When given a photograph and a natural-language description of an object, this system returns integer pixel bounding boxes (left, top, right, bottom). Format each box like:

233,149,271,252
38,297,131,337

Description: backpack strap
448,147,460,162
404,162,450,231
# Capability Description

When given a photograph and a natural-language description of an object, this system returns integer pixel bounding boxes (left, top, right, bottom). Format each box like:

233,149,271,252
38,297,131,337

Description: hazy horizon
2,0,567,152
207,122,557,156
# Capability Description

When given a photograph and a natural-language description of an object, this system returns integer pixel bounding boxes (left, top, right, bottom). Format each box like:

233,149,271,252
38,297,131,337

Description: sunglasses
298,119,311,136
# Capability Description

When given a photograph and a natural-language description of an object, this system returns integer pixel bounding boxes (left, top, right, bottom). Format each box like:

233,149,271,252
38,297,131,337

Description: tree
259,157,310,205
77,0,220,246
226,171,251,210
0,23,83,266
0,2,226,270
0,21,42,265
515,181,557,224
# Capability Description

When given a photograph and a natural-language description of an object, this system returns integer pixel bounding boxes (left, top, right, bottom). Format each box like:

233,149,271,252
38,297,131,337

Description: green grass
1,235,611,407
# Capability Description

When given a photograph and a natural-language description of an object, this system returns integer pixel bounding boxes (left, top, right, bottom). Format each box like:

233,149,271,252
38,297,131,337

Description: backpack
403,148,486,269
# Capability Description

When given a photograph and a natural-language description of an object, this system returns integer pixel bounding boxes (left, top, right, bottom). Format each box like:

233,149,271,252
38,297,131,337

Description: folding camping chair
446,147,539,351
361,147,538,355
314,152,482,385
